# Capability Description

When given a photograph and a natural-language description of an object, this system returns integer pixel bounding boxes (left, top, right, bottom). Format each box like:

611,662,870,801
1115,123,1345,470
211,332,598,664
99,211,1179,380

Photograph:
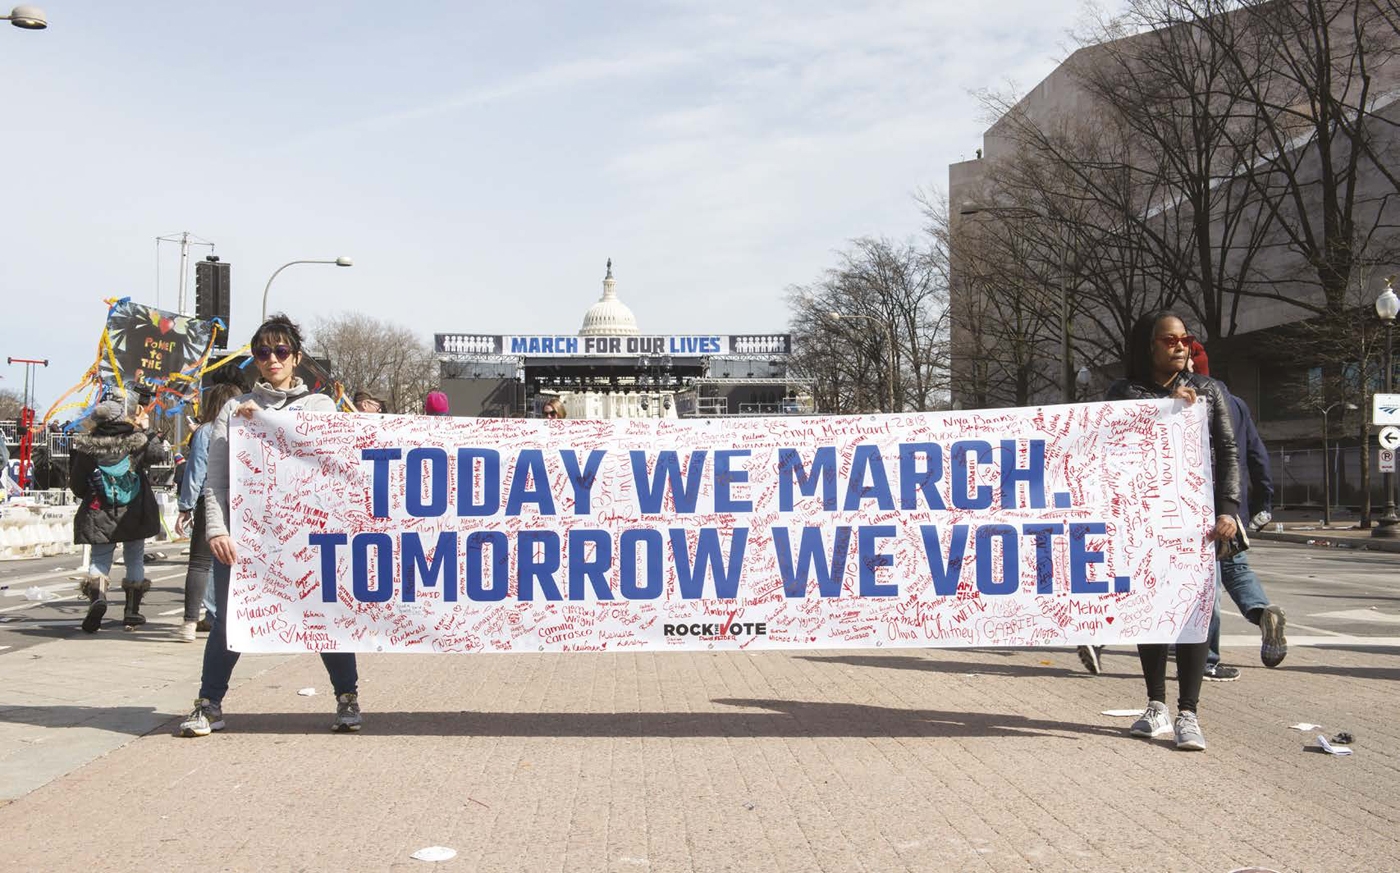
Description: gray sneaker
1076,645,1104,675
1260,605,1288,668
1130,701,1172,738
179,698,225,738
333,693,362,733
1174,710,1206,751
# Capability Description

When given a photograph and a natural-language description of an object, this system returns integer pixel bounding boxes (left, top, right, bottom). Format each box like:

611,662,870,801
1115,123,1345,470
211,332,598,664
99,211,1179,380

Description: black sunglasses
253,344,294,362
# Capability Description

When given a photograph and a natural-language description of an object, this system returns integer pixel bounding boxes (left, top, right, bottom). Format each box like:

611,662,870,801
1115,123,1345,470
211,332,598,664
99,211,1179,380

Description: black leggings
1138,641,1207,713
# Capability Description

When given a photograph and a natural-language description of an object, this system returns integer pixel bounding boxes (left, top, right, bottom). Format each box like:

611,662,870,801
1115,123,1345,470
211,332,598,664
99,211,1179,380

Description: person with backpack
70,398,169,633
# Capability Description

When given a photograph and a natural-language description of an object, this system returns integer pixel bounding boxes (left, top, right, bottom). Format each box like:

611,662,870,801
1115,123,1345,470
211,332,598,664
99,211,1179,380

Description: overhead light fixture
4,5,47,29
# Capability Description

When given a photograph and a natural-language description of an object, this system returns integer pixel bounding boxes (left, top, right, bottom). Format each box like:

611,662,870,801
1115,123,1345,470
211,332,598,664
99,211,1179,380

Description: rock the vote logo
227,401,1217,654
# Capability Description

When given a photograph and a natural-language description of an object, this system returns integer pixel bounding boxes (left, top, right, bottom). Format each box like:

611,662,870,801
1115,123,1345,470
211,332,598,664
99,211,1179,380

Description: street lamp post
1375,280,1399,536
261,257,353,321
1315,400,1359,527
959,202,1075,403
2,5,46,28
828,312,896,413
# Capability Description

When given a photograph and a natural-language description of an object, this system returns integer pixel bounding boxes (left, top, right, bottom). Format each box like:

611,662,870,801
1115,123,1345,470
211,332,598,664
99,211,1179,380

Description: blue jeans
198,559,359,705
88,540,146,582
1207,552,1272,666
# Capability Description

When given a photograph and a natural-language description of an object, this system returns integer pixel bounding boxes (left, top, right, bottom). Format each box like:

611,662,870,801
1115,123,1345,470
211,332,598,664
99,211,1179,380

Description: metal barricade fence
1269,445,1395,509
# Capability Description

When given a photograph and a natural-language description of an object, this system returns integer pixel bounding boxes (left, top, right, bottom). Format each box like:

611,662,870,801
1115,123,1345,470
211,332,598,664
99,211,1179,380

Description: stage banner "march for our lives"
226,400,1216,654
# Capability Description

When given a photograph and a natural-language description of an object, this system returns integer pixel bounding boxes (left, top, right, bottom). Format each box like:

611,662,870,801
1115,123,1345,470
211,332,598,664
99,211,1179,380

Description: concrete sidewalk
1250,509,1400,553
2,633,1398,872
1252,524,1400,553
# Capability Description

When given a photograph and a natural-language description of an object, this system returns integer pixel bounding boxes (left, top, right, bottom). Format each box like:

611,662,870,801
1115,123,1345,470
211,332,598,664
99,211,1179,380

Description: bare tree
961,0,1400,409
979,1,1281,357
0,388,24,422
942,119,1170,407
1204,0,1400,322
1286,254,1393,521
787,235,950,413
309,313,438,415
1065,0,1284,347
936,196,1064,405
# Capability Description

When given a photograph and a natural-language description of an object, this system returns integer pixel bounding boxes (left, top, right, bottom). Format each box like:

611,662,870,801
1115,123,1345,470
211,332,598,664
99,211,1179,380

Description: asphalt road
2,540,1398,657
0,548,196,654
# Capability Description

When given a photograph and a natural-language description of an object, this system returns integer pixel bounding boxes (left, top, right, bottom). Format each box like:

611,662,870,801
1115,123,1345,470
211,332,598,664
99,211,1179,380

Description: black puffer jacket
70,423,168,545
1107,371,1241,519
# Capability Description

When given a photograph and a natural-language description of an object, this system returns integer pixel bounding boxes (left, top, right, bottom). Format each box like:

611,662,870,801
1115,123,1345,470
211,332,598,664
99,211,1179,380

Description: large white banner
227,400,1216,653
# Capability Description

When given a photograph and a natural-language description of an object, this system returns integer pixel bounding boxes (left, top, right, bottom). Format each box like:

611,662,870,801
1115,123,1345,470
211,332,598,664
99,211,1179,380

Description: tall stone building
948,4,1400,510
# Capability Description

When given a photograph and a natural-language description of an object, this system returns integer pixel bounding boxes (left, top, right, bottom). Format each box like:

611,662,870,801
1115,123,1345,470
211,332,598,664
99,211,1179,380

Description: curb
1252,530,1400,553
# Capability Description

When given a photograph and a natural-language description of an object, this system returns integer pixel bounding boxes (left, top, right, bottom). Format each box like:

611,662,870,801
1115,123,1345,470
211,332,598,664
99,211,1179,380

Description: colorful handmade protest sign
96,300,216,411
226,400,1216,653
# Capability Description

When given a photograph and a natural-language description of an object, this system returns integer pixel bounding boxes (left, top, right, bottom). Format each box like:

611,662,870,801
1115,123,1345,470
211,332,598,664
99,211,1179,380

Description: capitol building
435,261,806,419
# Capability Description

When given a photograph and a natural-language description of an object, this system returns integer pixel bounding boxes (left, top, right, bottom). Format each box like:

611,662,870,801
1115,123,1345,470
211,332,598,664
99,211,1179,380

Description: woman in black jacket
70,399,169,633
1108,311,1241,751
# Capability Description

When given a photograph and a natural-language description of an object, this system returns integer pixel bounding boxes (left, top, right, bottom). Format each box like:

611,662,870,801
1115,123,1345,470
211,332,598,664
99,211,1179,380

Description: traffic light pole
7,356,48,490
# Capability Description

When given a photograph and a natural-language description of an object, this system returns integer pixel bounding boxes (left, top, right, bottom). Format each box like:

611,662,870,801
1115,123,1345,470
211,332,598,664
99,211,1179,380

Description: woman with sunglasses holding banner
179,314,363,738
1105,311,1240,751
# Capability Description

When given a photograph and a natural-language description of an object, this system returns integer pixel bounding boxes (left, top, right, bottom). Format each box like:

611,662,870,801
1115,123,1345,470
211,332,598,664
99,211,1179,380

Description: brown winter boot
79,575,108,634
122,579,152,630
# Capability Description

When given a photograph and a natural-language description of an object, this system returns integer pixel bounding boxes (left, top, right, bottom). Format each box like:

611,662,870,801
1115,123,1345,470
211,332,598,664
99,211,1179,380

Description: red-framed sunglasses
1155,334,1195,349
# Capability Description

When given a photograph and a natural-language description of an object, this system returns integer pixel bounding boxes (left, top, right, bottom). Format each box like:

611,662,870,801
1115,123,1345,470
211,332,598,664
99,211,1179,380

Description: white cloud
0,0,1085,407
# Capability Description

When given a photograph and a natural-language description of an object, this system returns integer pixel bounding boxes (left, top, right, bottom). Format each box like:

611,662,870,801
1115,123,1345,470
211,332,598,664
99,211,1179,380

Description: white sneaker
1174,711,1207,751
1130,701,1173,738
175,621,197,643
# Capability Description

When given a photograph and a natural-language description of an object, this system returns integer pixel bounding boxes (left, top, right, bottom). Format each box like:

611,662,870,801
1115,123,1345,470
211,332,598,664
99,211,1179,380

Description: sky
0,0,1087,411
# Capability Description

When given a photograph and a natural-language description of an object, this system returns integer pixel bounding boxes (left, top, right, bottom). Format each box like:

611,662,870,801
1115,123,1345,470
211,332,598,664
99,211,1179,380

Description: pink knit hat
424,391,450,415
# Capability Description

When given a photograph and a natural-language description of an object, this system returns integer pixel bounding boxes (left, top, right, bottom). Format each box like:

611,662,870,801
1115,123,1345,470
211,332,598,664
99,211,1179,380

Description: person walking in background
424,390,449,416
173,382,242,643
179,314,363,738
1186,341,1288,678
1106,311,1241,751
69,398,169,633
542,397,567,419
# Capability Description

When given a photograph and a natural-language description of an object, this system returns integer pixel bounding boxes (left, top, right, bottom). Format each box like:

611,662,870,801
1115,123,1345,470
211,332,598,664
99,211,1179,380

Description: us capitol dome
578,258,639,337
